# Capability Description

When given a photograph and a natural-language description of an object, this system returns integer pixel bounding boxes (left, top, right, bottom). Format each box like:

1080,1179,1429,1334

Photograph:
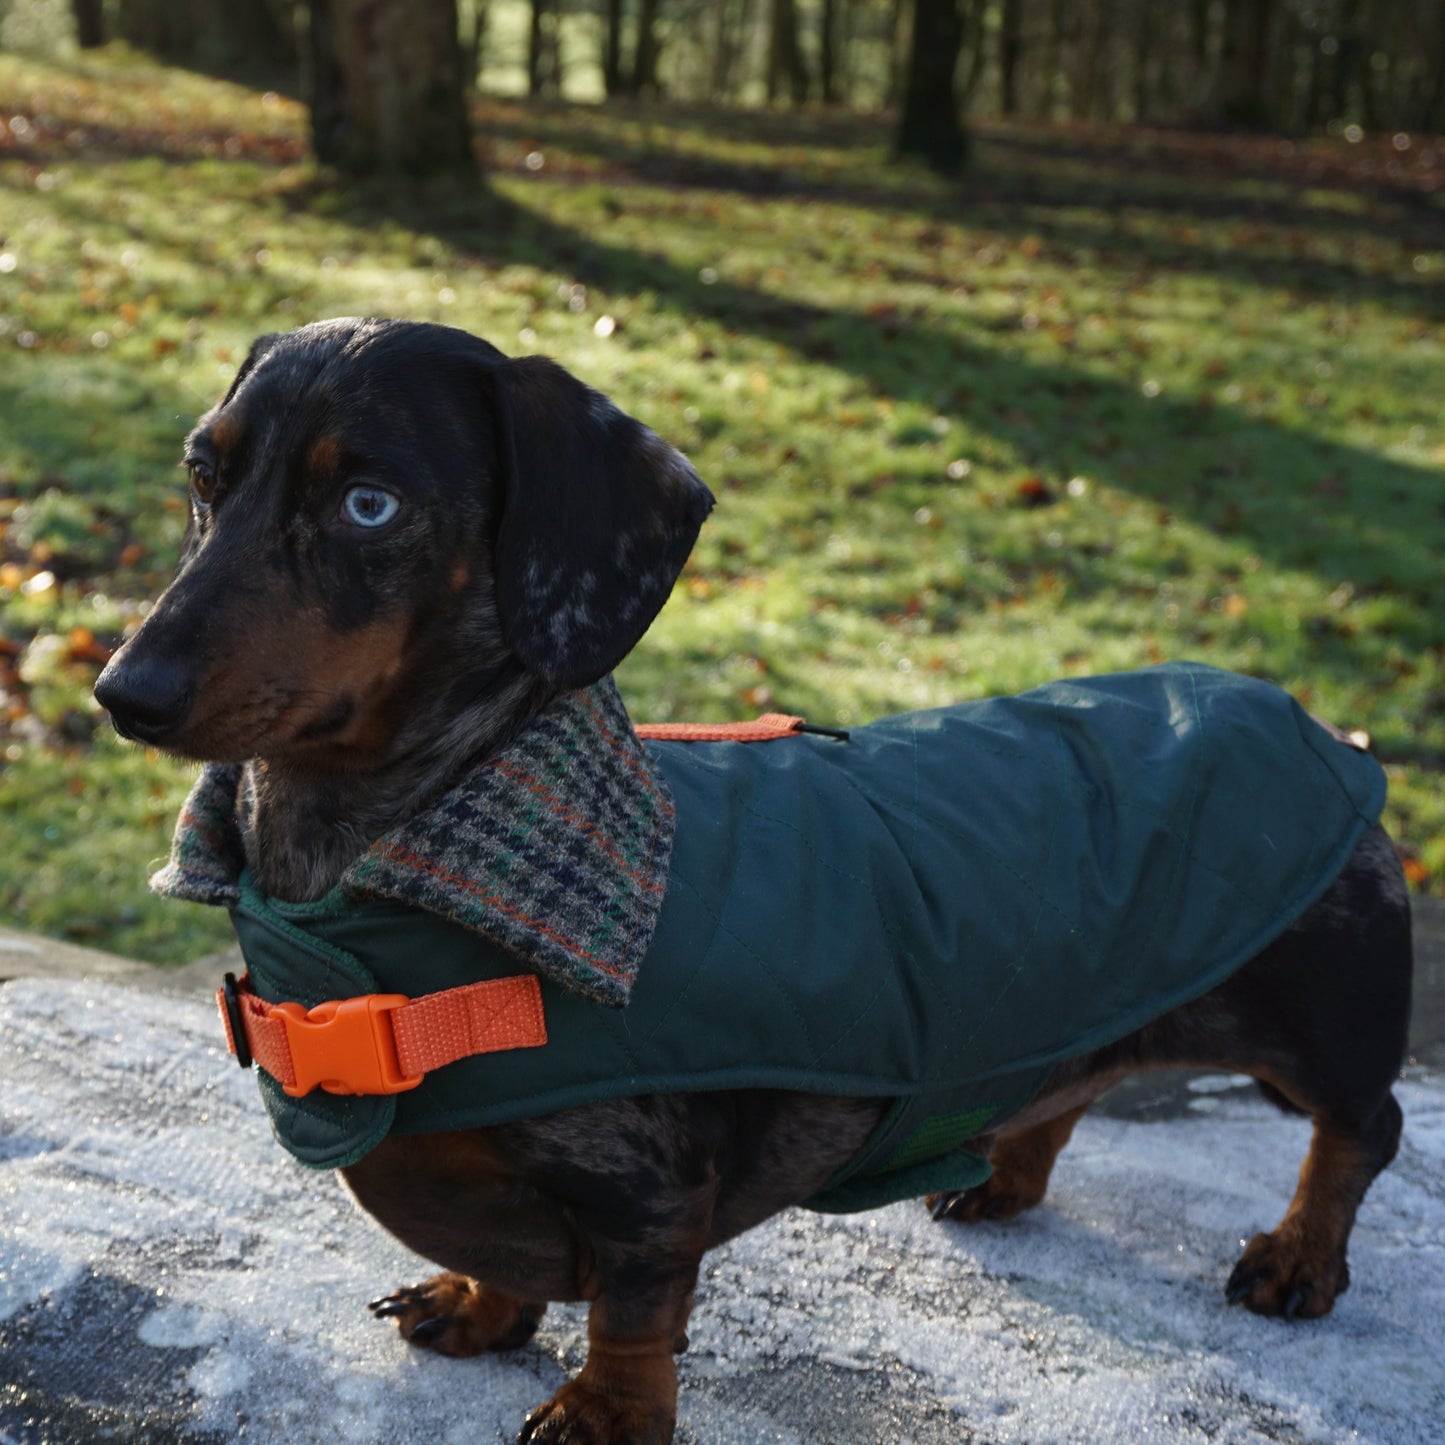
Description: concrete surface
0,903,1442,1445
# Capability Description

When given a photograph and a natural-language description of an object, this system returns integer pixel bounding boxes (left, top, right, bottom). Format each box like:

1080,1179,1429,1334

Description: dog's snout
94,652,195,744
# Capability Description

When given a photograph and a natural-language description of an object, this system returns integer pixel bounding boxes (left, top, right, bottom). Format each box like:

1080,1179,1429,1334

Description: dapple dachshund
95,319,1412,1445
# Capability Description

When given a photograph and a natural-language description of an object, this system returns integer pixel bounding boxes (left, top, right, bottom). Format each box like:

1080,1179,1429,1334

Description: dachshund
95,319,1412,1445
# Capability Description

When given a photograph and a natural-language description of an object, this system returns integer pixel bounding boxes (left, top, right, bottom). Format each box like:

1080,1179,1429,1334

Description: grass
1,46,1443,963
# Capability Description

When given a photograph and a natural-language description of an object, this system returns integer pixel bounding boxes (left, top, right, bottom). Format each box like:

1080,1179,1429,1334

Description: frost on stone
0,977,1441,1445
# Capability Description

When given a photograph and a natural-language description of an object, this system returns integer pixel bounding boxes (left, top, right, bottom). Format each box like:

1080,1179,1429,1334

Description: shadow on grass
10,75,1441,316
3,153,1439,758
339,184,1441,560
319,179,1440,753
468,104,1445,316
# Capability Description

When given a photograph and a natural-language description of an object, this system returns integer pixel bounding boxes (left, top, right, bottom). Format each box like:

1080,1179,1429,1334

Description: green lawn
1,47,1443,963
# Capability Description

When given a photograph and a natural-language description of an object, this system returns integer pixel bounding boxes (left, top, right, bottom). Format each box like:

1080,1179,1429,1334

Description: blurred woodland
42,0,1445,173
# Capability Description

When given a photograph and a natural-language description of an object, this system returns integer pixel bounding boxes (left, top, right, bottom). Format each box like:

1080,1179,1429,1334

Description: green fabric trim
806,1150,993,1214
884,1104,999,1171
801,1102,999,1213
256,1071,395,1172
231,873,395,1169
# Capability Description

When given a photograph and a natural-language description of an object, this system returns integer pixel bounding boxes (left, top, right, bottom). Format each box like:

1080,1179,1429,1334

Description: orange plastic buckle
272,994,423,1099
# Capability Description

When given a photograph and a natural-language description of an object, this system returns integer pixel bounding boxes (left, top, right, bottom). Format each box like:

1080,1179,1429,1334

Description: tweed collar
152,678,675,1007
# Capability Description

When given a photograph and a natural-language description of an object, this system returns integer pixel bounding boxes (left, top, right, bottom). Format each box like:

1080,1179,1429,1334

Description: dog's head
94,318,714,765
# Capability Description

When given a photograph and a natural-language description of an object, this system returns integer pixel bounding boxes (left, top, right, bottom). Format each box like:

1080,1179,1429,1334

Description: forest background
0,0,1442,965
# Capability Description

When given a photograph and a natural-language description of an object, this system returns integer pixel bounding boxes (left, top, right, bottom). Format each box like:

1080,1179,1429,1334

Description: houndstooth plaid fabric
152,678,675,1007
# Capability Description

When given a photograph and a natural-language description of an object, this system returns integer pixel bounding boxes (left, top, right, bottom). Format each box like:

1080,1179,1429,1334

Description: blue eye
341,485,400,528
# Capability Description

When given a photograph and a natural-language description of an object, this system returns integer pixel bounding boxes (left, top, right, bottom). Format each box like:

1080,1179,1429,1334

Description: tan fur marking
525,1333,680,1445
209,410,244,457
374,1273,545,1356
175,612,411,761
1230,1119,1371,1317
306,433,346,478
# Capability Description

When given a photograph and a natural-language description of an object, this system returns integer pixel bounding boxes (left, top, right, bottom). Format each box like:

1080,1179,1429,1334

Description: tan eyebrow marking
306,433,347,477
209,410,245,458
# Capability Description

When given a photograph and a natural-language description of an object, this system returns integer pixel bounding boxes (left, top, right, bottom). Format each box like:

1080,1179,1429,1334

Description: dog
94,318,1412,1445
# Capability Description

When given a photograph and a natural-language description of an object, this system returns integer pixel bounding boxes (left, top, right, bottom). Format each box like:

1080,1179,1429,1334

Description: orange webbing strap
390,978,546,1077
634,713,806,742
218,972,547,1099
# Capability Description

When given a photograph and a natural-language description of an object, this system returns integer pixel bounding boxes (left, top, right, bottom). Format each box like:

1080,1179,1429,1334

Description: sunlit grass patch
1,47,1442,960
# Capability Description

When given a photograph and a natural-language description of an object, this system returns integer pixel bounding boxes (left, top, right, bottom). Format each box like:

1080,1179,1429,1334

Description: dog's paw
1225,1230,1350,1320
926,1176,1041,1223
368,1273,544,1356
519,1380,675,1445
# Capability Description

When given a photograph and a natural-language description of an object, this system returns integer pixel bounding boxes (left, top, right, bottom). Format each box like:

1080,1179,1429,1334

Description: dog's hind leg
930,822,1412,1314
1222,825,1412,1319
928,1101,1094,1223
1225,1091,1402,1318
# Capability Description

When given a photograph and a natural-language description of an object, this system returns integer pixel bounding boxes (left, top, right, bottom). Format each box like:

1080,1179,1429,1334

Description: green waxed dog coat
185,663,1385,1210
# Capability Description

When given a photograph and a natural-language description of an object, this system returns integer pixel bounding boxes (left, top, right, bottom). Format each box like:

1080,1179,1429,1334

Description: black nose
94,653,195,743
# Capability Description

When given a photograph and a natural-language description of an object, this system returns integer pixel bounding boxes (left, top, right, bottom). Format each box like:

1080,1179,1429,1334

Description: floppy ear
487,356,715,690
220,332,282,407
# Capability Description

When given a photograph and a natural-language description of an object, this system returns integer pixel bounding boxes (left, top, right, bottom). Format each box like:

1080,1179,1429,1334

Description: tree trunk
767,0,810,105
960,0,987,107
603,0,625,96
1422,2,1445,132
1327,0,1364,123
885,0,906,109
836,0,858,102
307,0,474,177
1075,0,1109,119
460,0,489,92
1132,0,1153,123
528,0,560,96
116,0,296,79
897,0,967,172
1220,0,1276,126
1040,0,1067,119
72,0,104,48
1190,0,1209,63
710,0,757,100
633,0,662,95
999,0,1024,116
820,0,838,104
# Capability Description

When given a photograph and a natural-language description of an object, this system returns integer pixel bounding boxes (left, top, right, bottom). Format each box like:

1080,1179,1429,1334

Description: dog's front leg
520,1183,712,1445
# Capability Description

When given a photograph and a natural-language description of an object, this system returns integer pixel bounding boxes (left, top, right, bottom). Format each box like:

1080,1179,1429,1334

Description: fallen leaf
1016,476,1055,507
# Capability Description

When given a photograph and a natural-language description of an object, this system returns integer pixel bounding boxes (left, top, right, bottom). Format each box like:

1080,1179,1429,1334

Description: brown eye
189,461,216,507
